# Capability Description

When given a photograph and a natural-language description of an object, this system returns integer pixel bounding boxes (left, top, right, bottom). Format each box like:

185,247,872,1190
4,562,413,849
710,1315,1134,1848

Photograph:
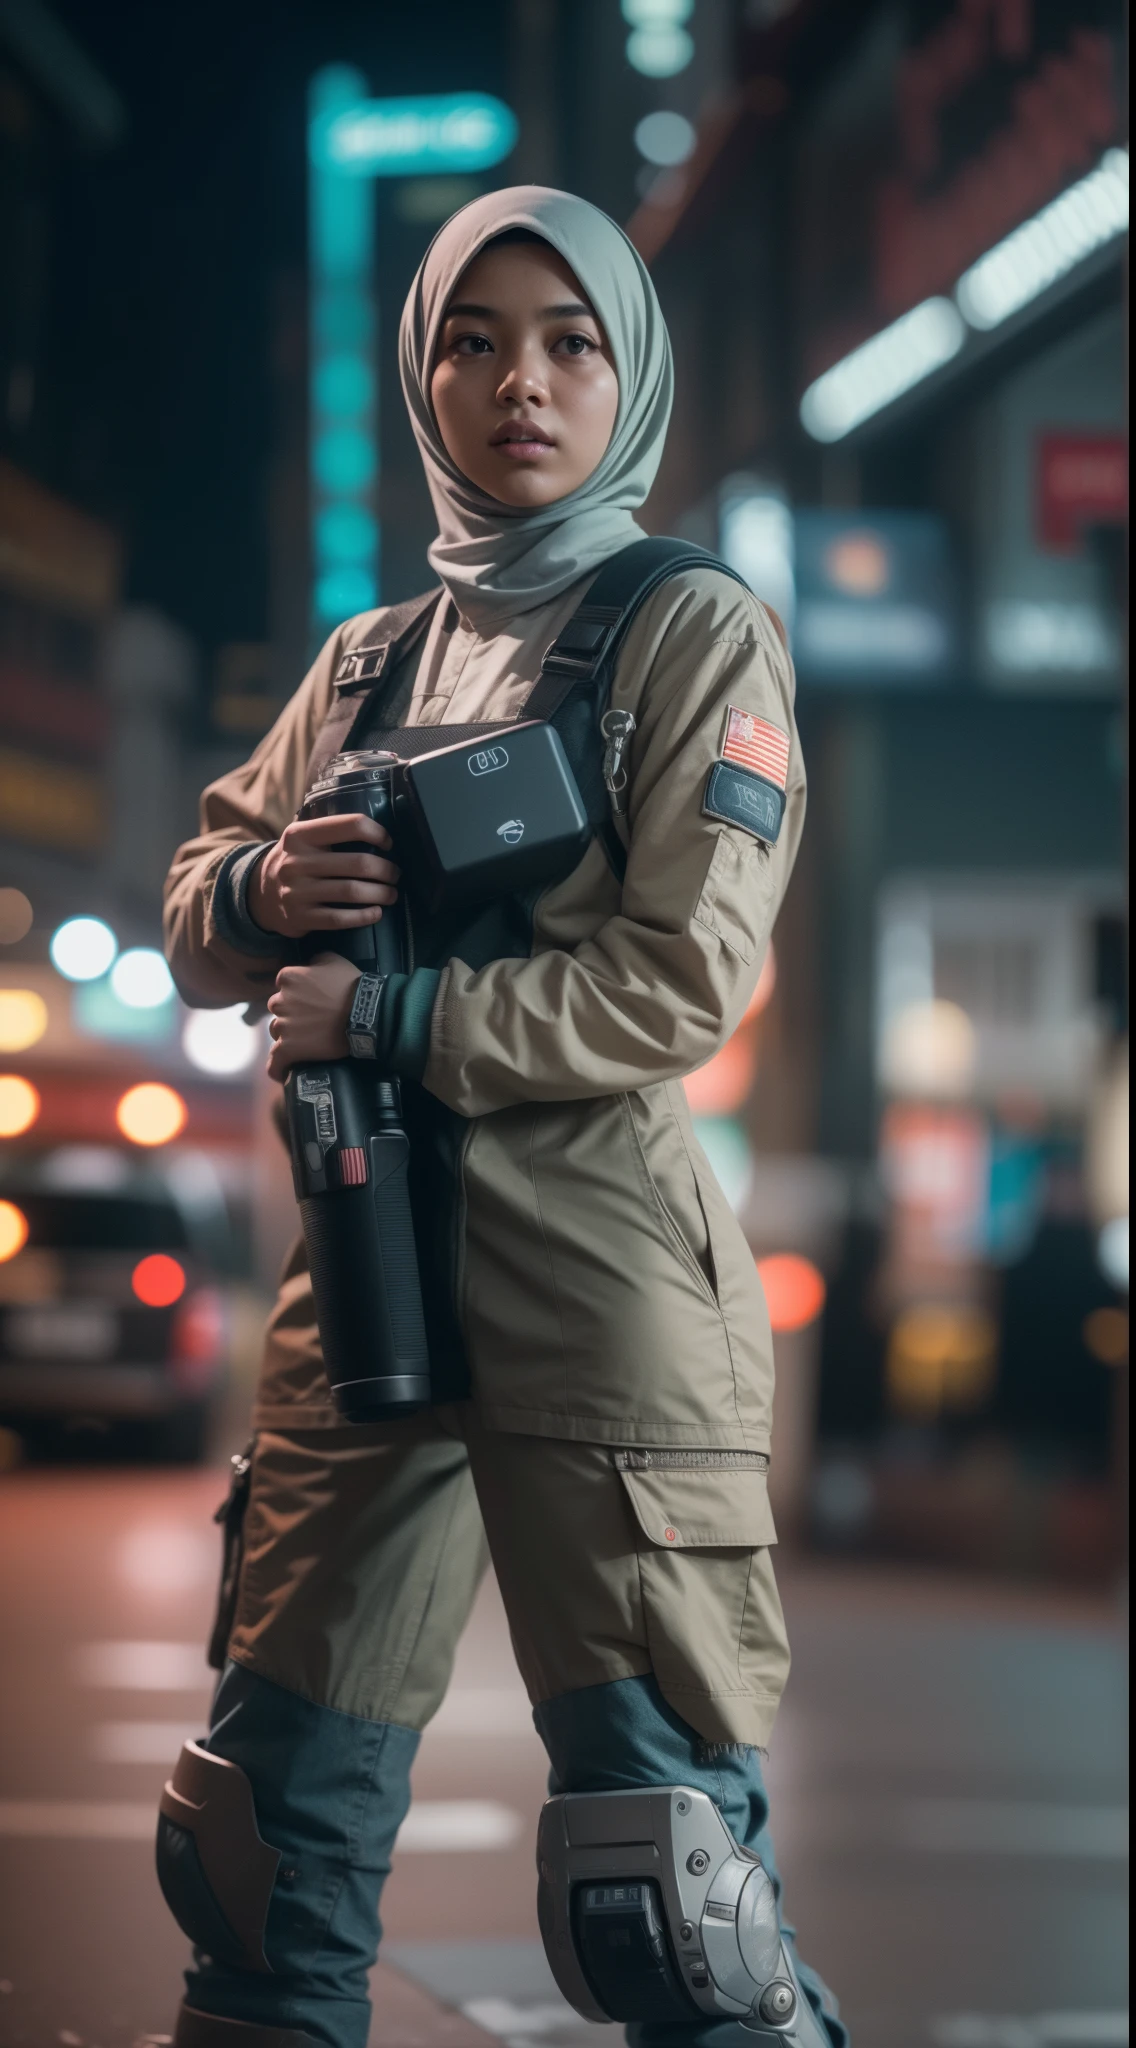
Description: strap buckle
540,603,624,679
334,644,390,691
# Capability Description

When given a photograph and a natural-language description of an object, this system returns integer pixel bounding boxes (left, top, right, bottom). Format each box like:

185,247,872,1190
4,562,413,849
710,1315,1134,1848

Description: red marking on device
339,1146,367,1187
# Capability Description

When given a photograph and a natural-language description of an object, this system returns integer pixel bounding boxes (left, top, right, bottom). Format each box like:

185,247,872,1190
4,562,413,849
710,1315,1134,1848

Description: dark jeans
183,1662,846,2048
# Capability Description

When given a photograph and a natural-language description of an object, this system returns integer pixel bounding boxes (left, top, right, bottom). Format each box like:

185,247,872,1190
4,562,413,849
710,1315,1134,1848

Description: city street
0,1457,1127,2048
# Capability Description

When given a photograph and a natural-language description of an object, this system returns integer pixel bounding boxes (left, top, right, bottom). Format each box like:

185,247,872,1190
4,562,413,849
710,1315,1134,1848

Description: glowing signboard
313,93,518,179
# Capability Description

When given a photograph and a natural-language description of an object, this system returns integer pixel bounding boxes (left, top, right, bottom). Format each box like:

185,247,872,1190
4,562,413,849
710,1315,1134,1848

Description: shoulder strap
521,539,751,883
305,588,440,791
521,537,749,724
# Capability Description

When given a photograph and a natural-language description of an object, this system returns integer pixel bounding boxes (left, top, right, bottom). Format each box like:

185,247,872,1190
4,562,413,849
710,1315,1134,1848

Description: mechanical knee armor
157,1740,280,1973
537,1787,829,2042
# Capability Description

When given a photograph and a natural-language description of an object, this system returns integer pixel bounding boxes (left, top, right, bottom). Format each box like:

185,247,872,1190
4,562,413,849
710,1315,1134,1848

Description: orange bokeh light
684,944,776,1116
0,1074,40,1137
0,1199,29,1263
757,1252,827,1333
743,941,777,1022
684,1033,757,1116
115,1082,187,1147
132,1253,187,1308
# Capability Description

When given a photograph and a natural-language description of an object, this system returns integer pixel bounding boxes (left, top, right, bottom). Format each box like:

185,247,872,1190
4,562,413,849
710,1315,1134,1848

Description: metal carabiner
600,708,637,816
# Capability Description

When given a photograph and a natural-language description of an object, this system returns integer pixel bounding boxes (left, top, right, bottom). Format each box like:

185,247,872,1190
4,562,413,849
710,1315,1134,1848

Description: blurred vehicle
0,1145,233,1461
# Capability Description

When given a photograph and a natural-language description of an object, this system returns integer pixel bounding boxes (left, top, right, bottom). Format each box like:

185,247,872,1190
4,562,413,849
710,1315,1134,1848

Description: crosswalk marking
933,2013,1129,2046
902,1798,1129,1859
75,1641,211,1691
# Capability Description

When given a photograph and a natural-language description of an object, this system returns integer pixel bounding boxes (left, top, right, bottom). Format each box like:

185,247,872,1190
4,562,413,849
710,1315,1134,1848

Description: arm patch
702,762,785,845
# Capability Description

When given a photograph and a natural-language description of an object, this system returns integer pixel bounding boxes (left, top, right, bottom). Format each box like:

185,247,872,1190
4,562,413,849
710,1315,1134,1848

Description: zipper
614,1449,769,1473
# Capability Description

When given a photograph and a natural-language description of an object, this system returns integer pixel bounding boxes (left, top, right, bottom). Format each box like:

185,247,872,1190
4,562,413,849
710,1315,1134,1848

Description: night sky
44,2,509,661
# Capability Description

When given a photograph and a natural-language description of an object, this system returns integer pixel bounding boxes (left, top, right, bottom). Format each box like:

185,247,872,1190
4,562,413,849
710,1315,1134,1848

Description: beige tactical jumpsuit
165,561,805,1751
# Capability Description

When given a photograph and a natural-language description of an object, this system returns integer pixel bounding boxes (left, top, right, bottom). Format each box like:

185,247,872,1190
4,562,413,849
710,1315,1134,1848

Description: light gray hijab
398,185,674,634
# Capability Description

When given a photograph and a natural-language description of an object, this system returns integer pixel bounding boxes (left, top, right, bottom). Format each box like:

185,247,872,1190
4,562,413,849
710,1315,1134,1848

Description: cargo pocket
208,1441,255,1671
614,1450,788,1749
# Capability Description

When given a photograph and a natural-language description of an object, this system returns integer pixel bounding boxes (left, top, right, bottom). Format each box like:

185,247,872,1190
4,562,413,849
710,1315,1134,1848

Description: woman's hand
266,953,361,1081
249,814,399,939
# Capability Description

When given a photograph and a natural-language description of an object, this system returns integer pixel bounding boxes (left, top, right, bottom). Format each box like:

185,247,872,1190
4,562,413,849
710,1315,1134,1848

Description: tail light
169,1287,227,1394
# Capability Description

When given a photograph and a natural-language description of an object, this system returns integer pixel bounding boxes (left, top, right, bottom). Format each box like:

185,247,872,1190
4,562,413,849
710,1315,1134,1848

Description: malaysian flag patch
720,706,790,789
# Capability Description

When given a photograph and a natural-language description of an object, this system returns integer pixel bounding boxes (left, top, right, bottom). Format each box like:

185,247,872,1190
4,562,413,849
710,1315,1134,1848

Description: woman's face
430,239,619,509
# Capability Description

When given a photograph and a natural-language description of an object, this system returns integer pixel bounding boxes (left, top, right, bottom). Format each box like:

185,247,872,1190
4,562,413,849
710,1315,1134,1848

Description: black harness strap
522,538,751,882
522,536,750,722
304,588,440,790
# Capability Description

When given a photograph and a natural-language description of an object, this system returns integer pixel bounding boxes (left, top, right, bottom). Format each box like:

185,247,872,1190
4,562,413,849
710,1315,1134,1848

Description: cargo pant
183,1409,846,2047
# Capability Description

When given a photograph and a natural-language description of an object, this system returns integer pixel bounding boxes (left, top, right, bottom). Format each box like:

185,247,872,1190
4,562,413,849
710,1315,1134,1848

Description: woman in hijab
163,189,845,2048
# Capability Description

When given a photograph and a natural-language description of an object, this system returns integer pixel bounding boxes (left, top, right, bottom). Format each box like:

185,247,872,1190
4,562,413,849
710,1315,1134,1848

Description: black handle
286,762,429,1423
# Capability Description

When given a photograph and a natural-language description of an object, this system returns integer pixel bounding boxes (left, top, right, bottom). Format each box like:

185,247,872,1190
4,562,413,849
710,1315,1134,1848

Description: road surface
0,1460,1127,2048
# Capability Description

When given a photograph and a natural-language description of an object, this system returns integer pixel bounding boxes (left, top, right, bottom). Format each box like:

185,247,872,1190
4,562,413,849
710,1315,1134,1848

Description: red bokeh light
756,1253,827,1333
132,1253,187,1308
171,1288,227,1392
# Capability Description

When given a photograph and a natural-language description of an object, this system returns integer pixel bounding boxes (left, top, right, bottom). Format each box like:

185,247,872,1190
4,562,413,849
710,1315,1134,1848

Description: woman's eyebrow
442,299,595,321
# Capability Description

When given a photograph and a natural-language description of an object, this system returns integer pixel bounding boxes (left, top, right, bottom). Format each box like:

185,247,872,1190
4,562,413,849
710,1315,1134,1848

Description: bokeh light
132,1253,187,1308
0,990,48,1053
757,1252,827,1333
886,1303,997,1418
1083,1306,1129,1365
1097,1215,1128,1292
182,1005,260,1076
634,110,695,166
110,948,175,1009
626,25,694,76
0,1200,29,1263
684,1033,757,1116
50,916,118,982
880,998,976,1099
0,1075,40,1137
115,1082,187,1147
0,889,33,944
745,941,777,1021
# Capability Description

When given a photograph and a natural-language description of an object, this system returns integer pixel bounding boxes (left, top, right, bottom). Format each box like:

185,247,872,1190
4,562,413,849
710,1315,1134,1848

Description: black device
283,752,430,1423
392,720,591,914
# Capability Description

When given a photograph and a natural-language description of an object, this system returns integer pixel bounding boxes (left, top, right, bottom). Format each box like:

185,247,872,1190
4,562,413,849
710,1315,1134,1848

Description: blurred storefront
624,0,1128,1578
1,7,260,1341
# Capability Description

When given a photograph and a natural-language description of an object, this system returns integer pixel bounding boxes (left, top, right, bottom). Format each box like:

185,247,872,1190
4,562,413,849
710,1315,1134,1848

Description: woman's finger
294,852,401,885
305,880,398,909
287,812,391,850
313,905,386,929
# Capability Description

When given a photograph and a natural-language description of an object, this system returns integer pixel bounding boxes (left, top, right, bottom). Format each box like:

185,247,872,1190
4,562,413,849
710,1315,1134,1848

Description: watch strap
346,972,383,1060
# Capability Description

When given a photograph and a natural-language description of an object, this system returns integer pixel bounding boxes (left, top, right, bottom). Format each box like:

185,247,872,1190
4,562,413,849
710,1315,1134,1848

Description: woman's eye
553,332,597,357
454,333,493,356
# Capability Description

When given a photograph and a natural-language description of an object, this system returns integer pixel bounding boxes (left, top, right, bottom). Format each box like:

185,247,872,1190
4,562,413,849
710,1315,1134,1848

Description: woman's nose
497,348,549,404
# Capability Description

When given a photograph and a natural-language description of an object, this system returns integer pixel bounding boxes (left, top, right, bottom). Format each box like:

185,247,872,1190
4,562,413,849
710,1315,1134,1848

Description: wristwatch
346,973,383,1060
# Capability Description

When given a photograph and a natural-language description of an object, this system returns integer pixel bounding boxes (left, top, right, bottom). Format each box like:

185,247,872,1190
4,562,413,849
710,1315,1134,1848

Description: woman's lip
493,437,556,457
491,423,554,448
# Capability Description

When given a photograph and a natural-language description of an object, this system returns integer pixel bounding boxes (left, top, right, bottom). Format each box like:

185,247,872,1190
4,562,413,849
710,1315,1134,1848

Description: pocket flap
615,1451,776,1549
